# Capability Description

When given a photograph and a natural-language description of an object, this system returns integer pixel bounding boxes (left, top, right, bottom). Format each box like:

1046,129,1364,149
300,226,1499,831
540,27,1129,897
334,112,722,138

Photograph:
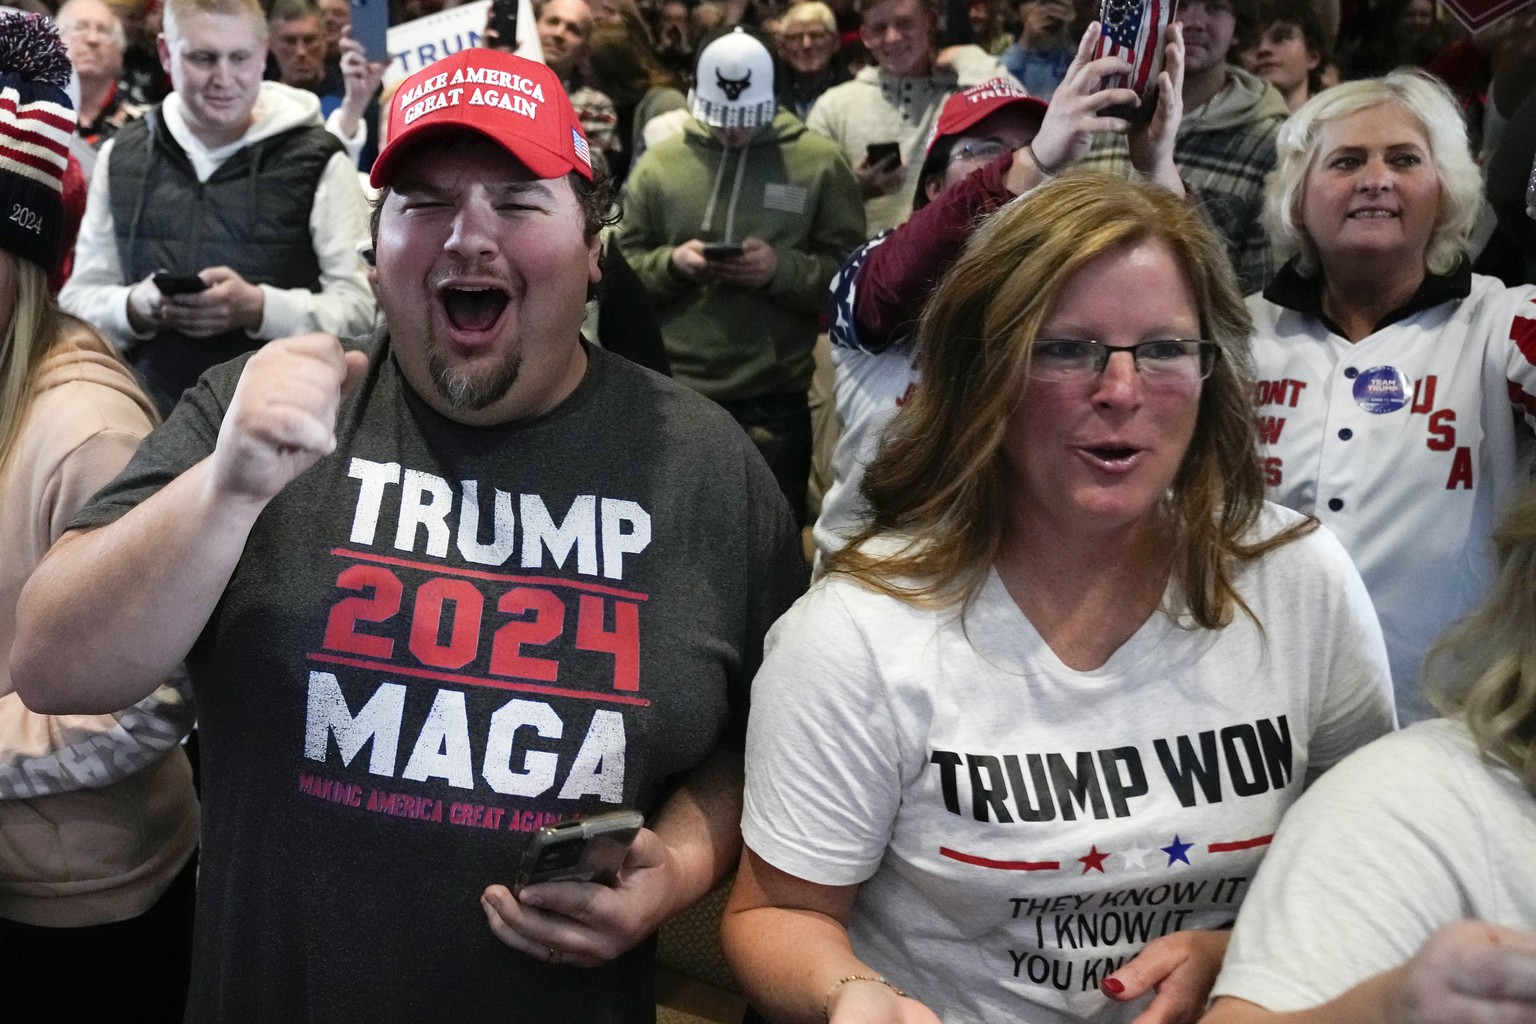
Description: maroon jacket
853,152,1018,351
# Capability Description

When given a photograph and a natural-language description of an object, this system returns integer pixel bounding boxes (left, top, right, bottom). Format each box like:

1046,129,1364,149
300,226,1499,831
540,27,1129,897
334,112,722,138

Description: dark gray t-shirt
73,338,805,1024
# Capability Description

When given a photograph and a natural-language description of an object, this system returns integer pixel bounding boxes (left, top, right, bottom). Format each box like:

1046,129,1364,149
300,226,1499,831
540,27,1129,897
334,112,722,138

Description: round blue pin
1352,366,1411,414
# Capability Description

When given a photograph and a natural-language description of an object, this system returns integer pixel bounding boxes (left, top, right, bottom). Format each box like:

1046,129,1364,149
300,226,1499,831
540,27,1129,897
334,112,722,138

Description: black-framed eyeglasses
1028,339,1221,385
947,139,1011,166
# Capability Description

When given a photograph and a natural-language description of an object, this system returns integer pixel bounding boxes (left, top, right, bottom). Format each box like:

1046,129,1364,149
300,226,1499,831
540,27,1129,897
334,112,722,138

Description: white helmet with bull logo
689,27,777,129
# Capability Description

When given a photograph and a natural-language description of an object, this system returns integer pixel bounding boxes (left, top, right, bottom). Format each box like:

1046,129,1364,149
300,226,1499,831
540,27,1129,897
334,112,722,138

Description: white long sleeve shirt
60,82,375,350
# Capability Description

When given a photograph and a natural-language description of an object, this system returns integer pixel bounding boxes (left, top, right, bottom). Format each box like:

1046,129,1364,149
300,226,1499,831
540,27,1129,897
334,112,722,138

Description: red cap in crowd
927,77,1048,155
371,48,594,189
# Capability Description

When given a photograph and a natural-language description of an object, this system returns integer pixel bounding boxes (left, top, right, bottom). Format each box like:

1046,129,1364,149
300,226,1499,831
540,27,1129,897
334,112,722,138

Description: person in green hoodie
618,26,865,527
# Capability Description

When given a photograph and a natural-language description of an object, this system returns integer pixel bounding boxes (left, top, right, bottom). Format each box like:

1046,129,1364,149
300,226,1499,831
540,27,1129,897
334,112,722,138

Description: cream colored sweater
0,328,197,927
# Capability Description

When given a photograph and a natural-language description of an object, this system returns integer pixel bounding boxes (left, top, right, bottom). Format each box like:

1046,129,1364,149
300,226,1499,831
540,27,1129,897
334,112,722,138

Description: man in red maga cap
14,47,805,1024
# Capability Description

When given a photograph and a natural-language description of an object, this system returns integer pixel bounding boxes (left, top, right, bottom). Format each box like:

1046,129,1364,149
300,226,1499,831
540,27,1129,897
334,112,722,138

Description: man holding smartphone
17,44,805,1024
59,0,373,418
619,27,864,526
806,0,1004,236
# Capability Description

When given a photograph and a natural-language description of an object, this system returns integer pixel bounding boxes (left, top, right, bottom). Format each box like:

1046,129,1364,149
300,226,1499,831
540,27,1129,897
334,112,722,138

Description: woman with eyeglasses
816,22,1187,568
722,172,1395,1024
1249,71,1536,725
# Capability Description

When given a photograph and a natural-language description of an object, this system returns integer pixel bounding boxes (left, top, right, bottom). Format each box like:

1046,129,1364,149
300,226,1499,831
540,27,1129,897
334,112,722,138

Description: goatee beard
427,345,521,412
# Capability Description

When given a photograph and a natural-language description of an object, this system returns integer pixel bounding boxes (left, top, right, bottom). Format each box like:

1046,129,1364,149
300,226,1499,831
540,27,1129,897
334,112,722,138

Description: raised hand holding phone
514,810,644,891
1094,0,1178,123
1126,19,1184,192
486,0,520,50
349,0,390,62
1019,22,1138,179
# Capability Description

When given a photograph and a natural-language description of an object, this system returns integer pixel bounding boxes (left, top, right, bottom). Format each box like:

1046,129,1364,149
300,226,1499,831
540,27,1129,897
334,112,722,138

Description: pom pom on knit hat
0,12,74,278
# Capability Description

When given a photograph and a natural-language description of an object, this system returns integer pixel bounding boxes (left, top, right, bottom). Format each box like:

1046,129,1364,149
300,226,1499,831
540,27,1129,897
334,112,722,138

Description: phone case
1094,0,1177,122
351,0,390,63
489,0,520,46
153,272,207,295
515,810,644,890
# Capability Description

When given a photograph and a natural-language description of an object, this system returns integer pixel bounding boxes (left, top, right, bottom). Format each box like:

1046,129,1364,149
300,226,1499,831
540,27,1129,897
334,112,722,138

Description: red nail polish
1101,978,1125,996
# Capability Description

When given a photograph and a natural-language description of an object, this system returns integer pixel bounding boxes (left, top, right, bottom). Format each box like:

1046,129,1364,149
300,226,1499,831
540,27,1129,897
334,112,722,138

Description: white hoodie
59,81,374,352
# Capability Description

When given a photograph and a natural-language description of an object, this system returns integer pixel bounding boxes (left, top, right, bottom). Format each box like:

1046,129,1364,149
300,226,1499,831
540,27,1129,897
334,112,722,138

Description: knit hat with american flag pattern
0,12,73,277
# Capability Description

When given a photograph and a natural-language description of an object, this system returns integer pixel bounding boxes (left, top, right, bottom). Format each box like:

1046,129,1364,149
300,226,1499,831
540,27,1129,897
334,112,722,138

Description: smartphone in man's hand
152,271,208,295
865,141,901,170
487,0,520,49
514,810,644,891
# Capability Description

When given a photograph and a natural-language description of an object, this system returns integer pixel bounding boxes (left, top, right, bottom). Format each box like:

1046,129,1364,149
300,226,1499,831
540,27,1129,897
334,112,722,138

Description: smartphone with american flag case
1094,0,1178,123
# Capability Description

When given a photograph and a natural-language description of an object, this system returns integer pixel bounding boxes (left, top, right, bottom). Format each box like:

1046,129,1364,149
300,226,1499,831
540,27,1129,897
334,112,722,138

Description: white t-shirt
815,342,915,567
1251,276,1536,722
743,505,1396,1024
814,233,907,570
1212,717,1536,1012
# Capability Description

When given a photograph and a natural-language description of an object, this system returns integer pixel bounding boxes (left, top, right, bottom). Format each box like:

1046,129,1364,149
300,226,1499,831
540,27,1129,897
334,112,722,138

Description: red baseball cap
371,49,594,189
926,77,1048,155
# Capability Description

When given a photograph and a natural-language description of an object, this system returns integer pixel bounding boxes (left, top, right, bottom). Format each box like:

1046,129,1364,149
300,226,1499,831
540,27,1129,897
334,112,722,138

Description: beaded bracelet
823,974,907,1021
1028,141,1063,178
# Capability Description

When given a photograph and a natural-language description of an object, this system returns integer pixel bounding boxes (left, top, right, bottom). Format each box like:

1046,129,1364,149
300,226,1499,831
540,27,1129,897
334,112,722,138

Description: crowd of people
1,0,1535,1022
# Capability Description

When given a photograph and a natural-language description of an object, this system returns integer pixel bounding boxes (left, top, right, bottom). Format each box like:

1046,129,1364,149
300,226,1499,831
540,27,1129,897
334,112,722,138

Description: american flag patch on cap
571,128,591,168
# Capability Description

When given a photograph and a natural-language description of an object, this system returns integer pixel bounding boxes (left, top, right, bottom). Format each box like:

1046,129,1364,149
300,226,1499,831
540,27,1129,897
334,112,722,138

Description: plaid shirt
1077,72,1286,296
